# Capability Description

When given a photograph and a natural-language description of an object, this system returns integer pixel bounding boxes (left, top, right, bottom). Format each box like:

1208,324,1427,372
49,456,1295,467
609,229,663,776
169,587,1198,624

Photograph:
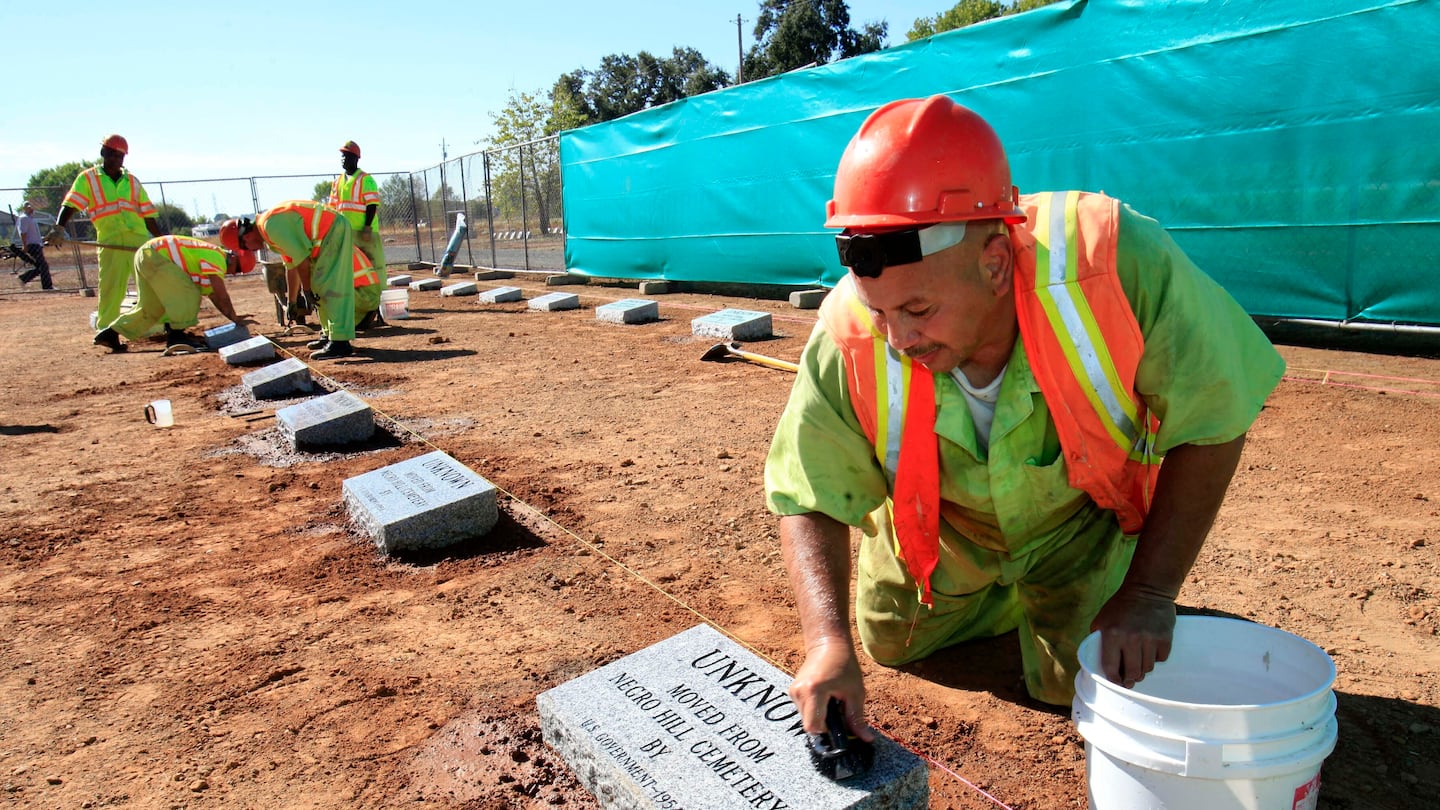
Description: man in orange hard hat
765,96,1286,739
328,140,387,330
221,200,357,360
47,134,165,330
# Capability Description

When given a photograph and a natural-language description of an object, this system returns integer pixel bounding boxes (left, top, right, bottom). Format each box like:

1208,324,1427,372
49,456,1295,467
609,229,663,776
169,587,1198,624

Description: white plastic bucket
379,288,409,320
1073,616,1336,810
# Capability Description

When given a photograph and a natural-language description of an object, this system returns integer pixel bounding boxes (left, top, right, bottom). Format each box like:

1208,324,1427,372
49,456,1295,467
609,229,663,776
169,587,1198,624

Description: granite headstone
596,299,659,325
691,309,773,342
529,292,580,312
241,357,314,399
342,450,499,553
275,390,374,449
538,623,929,810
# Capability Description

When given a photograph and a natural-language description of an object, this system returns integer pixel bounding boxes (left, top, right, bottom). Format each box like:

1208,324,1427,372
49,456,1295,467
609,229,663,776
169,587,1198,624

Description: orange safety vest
258,200,342,262
818,190,1160,606
63,167,156,223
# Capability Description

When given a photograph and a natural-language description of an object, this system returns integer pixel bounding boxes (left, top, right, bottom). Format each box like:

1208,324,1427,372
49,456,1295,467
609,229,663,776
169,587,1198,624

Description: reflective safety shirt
63,166,156,243
328,171,381,231
257,200,344,270
139,235,227,294
765,198,1285,602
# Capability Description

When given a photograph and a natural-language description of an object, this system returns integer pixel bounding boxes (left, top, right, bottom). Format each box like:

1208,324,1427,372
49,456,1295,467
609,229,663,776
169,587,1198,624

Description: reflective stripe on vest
817,190,1159,606
64,167,154,222
352,247,379,287
154,235,225,289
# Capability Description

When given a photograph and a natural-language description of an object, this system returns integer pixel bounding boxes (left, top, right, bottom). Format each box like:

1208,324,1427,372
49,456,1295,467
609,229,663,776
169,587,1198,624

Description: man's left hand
1090,585,1177,689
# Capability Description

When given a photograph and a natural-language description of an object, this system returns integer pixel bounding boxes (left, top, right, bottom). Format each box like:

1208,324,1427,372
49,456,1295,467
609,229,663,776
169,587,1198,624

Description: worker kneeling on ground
765,95,1286,743
222,200,357,360
93,235,253,354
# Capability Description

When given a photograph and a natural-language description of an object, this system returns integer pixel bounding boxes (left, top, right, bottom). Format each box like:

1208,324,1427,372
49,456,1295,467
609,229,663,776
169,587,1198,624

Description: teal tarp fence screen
561,0,1439,326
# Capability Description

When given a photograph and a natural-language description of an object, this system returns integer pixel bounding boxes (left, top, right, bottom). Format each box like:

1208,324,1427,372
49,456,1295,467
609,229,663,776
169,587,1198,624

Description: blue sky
3,0,953,215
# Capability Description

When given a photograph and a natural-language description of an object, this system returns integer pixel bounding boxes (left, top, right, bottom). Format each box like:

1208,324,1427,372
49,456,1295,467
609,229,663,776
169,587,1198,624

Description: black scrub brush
807,697,875,781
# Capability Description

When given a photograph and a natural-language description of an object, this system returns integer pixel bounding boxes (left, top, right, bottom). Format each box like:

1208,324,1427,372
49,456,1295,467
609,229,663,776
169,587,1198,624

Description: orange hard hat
101,134,129,155
825,96,1025,230
219,218,245,252
233,249,257,274
340,141,361,158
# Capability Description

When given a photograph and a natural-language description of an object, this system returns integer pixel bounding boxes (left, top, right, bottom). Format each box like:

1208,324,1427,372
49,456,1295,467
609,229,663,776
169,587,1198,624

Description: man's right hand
355,229,374,246
44,225,64,247
787,637,874,742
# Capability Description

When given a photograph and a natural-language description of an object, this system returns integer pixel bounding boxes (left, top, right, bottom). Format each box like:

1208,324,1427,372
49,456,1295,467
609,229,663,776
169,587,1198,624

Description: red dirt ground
1,271,1437,809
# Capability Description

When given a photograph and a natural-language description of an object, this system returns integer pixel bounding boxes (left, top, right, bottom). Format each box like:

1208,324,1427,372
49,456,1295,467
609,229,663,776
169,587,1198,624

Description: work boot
355,309,382,332
165,327,203,349
93,328,126,353
311,339,354,360
306,336,330,351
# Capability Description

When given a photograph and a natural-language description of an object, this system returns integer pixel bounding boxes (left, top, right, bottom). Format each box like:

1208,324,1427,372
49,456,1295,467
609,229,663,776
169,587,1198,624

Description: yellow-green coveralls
112,236,226,340
330,170,387,318
62,167,157,329
765,204,1286,704
257,203,356,341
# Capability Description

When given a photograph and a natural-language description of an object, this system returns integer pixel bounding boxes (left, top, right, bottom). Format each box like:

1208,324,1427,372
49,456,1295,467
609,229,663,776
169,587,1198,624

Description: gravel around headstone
538,623,929,810
691,309,773,341
275,390,374,449
342,451,499,553
242,357,314,399
219,336,278,366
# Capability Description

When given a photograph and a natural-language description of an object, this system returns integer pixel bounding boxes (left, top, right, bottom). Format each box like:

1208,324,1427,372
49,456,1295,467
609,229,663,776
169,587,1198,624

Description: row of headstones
209,287,928,808
391,272,803,340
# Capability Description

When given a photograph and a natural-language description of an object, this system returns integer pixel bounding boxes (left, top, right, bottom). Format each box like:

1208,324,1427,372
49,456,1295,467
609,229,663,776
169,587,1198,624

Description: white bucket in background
379,288,409,320
1073,616,1337,810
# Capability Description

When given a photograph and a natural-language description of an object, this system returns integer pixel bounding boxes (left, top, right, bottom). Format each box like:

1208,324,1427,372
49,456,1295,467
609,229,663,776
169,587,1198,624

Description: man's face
240,229,265,251
22,202,33,214
100,147,125,173
342,152,359,174
851,225,1013,376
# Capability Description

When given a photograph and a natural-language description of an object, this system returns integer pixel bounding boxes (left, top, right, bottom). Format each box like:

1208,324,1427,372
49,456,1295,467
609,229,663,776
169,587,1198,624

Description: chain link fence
1,135,563,294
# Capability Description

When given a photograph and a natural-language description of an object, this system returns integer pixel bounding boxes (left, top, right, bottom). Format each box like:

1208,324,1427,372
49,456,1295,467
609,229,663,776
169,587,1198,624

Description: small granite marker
387,274,413,287
691,309,773,342
441,281,479,297
204,321,251,350
596,298,659,325
275,390,374,449
788,289,828,310
538,623,928,810
529,292,580,312
242,357,313,399
479,286,524,304
410,277,443,291
342,450,498,553
219,335,277,366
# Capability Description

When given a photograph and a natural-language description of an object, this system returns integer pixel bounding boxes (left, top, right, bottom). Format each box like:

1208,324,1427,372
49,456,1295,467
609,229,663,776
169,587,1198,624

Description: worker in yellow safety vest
329,140,387,329
46,134,165,330
221,201,357,360
764,96,1286,741
93,236,255,354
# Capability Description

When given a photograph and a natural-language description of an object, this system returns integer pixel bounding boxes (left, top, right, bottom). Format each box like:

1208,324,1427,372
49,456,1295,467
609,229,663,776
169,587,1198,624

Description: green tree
24,160,90,214
152,202,194,234
378,174,414,226
312,179,334,202
554,46,729,126
907,0,1062,40
486,89,562,235
742,0,887,83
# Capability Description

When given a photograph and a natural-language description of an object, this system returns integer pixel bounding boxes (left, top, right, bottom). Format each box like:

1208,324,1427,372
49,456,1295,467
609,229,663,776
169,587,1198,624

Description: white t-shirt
952,365,1007,453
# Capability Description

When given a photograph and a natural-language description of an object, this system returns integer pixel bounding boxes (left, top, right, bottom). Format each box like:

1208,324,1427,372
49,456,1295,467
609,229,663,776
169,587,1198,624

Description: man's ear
980,231,1013,295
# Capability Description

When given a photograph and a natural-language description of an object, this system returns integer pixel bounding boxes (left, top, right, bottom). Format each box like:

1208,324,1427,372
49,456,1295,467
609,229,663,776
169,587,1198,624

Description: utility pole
735,14,745,84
